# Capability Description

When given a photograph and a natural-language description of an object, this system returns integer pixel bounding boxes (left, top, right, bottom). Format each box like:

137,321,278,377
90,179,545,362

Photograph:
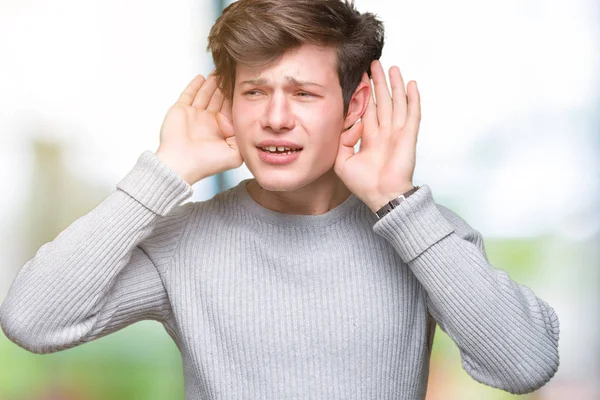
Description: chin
249,167,315,192
252,175,303,192
245,153,334,193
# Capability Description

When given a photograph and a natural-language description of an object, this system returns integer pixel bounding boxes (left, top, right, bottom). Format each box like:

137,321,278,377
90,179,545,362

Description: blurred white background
0,0,598,398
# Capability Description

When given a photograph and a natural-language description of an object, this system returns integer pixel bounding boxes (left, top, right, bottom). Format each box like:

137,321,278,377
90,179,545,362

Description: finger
225,136,238,151
390,66,408,128
361,73,378,129
335,121,363,170
207,87,225,112
177,74,205,105
404,81,421,146
220,97,232,121
357,73,378,149
371,60,392,128
192,75,218,109
216,111,235,138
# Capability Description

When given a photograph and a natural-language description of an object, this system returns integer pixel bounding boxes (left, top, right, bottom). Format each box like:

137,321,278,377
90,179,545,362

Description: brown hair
207,0,384,116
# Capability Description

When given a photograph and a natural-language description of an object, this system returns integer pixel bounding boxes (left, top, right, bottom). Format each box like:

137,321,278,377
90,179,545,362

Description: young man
0,0,559,398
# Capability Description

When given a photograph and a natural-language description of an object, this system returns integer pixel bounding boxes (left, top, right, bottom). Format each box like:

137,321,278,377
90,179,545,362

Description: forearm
410,233,559,393
373,185,559,394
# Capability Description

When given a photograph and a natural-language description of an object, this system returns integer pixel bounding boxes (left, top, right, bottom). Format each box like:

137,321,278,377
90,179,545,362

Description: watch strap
375,186,420,219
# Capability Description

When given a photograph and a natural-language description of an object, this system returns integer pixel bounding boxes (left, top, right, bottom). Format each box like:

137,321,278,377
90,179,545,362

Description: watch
375,186,421,219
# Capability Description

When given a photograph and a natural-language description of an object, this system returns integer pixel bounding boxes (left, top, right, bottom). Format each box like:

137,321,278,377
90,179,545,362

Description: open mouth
258,146,303,155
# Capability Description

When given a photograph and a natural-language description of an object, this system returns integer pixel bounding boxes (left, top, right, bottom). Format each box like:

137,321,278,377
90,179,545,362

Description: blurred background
0,0,598,399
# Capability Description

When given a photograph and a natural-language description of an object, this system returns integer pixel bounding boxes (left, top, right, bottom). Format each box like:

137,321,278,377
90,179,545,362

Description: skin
230,45,371,215
334,57,421,214
156,43,421,216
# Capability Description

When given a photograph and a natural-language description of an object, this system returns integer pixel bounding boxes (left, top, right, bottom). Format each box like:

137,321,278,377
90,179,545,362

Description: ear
343,72,371,130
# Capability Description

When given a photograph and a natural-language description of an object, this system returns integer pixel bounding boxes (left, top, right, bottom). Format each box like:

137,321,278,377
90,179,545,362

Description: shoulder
150,184,241,237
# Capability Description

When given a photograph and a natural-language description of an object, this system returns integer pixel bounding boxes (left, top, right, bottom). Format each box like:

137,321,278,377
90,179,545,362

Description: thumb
225,136,244,167
216,111,235,138
335,121,363,167
225,136,239,152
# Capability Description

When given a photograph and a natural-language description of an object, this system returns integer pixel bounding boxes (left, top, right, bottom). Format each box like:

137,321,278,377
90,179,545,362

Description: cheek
232,97,263,121
298,96,344,129
231,107,252,138
306,128,344,164
302,109,344,143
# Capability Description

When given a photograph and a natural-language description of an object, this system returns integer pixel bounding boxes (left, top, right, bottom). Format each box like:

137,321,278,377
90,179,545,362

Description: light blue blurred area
0,0,598,399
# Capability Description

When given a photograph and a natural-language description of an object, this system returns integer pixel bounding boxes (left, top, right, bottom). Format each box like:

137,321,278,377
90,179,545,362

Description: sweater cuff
116,151,193,216
372,184,455,263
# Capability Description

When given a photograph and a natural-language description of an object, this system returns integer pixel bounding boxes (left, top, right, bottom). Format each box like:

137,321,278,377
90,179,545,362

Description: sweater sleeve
372,184,560,395
0,151,194,354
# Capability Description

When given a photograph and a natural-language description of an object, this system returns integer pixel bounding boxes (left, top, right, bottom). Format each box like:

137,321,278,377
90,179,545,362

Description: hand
334,60,421,212
155,74,243,185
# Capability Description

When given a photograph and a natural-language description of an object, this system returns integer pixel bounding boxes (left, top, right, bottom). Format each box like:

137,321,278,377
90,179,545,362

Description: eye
243,90,263,96
296,92,315,98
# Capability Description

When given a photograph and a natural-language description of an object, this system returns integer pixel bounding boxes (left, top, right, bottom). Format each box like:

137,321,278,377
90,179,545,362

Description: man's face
232,44,346,192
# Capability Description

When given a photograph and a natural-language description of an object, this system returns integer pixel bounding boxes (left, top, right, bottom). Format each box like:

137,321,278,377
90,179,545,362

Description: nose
261,91,295,132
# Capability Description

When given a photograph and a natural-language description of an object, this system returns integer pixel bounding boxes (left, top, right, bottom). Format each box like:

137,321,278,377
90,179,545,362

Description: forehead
235,44,339,87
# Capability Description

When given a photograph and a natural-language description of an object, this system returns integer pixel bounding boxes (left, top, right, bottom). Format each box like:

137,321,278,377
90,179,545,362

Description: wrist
372,185,420,218
368,184,415,213
154,150,199,185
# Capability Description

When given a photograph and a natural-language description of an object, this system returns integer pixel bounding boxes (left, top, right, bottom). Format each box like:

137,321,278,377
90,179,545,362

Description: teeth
261,146,298,153
261,146,300,154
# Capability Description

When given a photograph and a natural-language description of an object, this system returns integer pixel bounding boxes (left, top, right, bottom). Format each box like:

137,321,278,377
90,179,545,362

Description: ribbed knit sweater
0,151,560,399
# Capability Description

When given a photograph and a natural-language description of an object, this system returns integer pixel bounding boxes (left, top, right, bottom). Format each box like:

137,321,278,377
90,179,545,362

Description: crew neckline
233,178,363,227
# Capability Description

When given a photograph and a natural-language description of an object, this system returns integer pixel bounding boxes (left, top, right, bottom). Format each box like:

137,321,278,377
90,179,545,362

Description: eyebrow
240,76,324,88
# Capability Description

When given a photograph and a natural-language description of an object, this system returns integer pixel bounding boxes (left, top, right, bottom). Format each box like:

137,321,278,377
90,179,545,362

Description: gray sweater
0,151,559,399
